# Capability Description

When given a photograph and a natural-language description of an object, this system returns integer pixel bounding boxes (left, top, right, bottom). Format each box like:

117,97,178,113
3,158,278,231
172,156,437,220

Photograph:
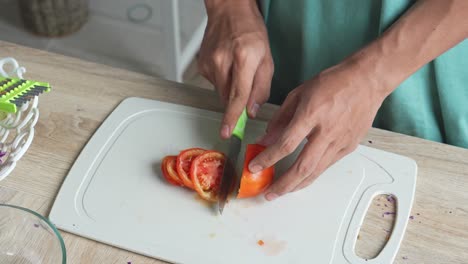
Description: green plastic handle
232,109,248,140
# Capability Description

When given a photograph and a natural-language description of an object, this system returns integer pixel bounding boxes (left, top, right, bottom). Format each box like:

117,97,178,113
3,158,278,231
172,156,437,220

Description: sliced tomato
161,156,182,186
237,144,275,198
190,151,226,202
165,156,185,186
176,148,206,189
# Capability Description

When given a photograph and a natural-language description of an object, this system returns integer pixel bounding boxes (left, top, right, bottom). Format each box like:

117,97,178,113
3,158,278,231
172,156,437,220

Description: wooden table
0,41,467,264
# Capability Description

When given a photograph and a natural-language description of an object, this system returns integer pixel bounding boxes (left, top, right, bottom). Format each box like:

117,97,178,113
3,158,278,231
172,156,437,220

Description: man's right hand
199,0,274,139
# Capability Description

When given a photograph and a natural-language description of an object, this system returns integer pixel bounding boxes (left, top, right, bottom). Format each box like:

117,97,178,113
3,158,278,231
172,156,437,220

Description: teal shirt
259,0,468,148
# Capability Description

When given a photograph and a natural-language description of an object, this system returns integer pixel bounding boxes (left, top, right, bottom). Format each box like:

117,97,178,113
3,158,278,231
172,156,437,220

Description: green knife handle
232,109,248,140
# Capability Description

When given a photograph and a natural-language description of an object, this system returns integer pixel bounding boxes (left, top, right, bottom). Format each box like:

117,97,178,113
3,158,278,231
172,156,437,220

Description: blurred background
0,0,213,89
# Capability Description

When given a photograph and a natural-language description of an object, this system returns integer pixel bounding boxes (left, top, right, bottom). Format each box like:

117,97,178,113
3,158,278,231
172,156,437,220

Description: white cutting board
49,97,417,264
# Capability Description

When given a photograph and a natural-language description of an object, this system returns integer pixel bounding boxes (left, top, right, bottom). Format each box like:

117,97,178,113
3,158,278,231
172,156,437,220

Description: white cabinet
47,14,166,77
82,0,207,81
90,0,163,29
0,0,207,82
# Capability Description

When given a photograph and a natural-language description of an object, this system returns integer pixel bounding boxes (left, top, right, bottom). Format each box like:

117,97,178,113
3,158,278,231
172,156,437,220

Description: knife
218,109,248,215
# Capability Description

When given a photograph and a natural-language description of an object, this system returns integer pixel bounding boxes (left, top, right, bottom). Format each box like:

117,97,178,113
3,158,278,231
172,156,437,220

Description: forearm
350,0,468,96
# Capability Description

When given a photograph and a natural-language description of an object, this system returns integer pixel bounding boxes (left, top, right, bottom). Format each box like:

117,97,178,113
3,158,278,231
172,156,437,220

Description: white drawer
48,14,166,76
90,0,163,28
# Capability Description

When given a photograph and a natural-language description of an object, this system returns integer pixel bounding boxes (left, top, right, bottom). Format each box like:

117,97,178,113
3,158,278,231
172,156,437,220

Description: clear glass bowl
0,204,66,264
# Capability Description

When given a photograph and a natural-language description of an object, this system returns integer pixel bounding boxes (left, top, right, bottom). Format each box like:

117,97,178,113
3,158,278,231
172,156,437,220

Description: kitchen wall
0,0,212,88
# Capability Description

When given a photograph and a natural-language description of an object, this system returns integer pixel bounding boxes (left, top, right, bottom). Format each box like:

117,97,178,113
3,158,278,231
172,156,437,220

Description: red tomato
161,156,183,186
190,151,226,202
237,144,275,198
176,148,206,189
166,156,184,186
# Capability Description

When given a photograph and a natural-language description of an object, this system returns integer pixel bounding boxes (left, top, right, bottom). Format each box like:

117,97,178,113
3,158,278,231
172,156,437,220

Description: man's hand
248,0,468,201
199,0,273,138
249,60,388,201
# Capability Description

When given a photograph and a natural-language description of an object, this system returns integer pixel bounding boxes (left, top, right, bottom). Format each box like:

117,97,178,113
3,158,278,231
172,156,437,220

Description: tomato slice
161,156,183,186
166,156,185,186
190,151,226,202
176,148,206,189
237,144,275,198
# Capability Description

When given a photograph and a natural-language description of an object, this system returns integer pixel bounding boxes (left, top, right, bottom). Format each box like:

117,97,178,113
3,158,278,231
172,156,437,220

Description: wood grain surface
0,40,467,264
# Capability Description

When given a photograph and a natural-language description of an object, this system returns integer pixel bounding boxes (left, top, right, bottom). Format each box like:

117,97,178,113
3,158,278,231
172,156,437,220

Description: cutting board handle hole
355,194,397,260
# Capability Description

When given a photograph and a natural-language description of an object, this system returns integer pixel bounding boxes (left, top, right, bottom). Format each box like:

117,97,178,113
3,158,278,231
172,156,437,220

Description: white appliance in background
0,0,207,82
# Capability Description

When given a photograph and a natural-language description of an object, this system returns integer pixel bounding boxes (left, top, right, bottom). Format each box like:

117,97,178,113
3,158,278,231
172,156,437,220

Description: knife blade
218,109,248,215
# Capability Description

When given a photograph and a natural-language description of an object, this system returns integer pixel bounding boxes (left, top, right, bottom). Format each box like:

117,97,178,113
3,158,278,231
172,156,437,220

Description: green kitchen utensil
232,109,248,140
218,109,248,214
0,76,51,113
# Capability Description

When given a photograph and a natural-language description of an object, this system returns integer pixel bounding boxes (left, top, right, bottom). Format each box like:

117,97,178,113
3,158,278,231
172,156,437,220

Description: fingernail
249,163,263,173
250,103,260,118
221,124,230,138
265,192,278,201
